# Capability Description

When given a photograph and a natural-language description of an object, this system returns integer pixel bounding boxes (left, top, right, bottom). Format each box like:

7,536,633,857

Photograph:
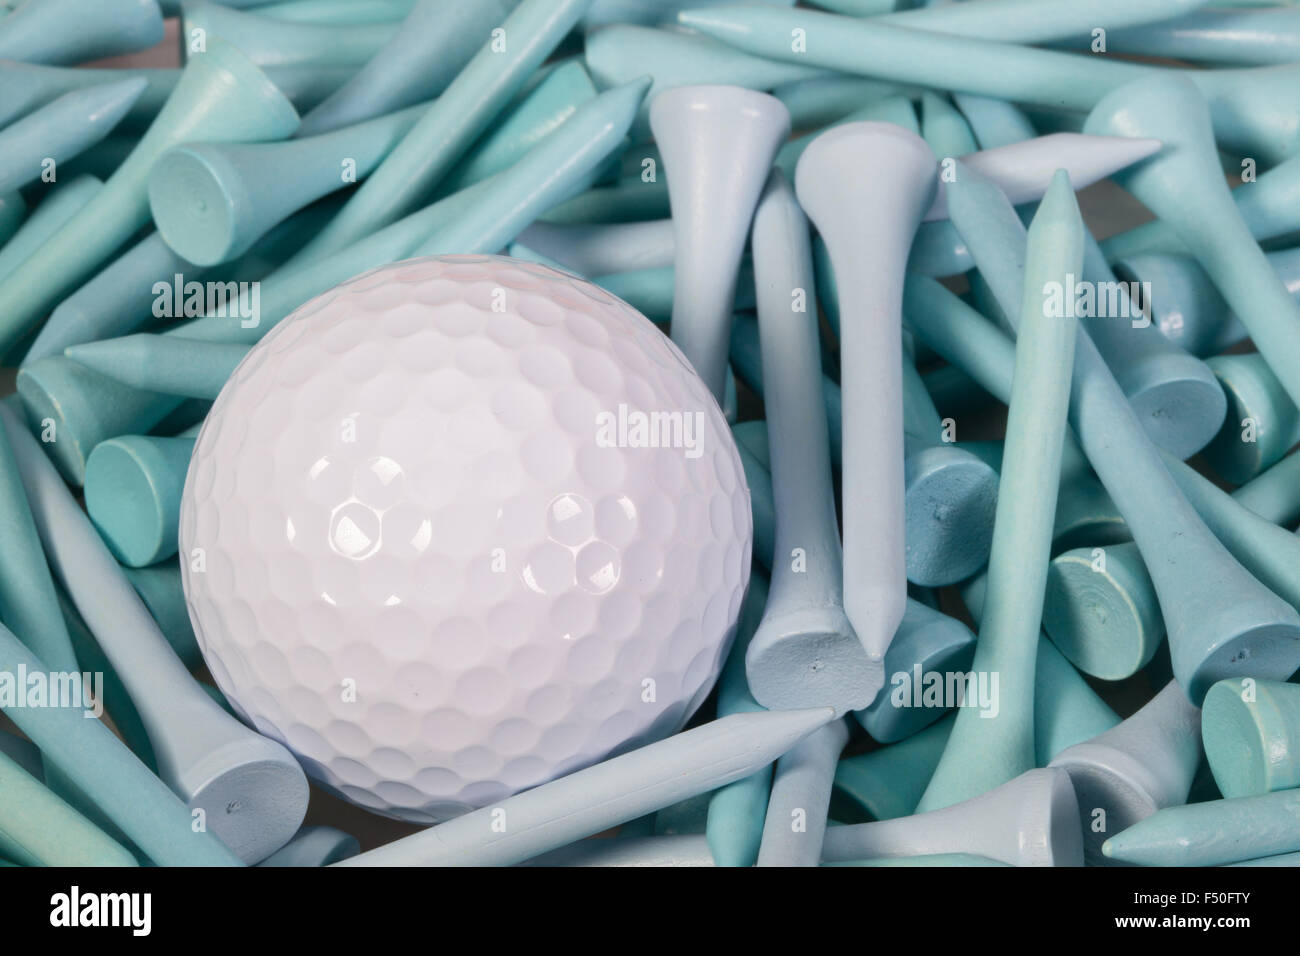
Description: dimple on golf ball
179,254,752,822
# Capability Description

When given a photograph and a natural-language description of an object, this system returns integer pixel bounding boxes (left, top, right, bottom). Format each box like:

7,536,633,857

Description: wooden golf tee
427,61,604,199
775,95,919,185
796,122,937,684
335,708,834,866
1102,789,1300,866
148,102,426,265
920,134,1161,224
34,62,594,370
824,768,1084,867
0,414,80,695
807,130,1161,284
54,586,158,771
599,0,1205,99
1049,681,1202,865
1073,231,1224,462
918,170,1083,813
0,193,21,249
770,74,907,131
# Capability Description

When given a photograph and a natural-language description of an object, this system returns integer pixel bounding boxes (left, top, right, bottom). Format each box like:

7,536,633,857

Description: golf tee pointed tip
0,75,150,194
618,72,655,108
1041,167,1078,210
61,340,111,375
1098,817,1157,866
594,76,656,149
795,120,936,690
85,73,151,120
1027,167,1084,250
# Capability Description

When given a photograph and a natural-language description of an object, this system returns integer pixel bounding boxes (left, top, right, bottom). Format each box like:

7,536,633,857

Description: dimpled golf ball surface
180,254,752,823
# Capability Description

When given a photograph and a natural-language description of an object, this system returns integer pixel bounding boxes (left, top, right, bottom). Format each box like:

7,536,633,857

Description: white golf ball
180,255,752,822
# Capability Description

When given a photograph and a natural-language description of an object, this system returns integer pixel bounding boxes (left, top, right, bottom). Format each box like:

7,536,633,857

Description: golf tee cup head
650,84,791,403
179,254,752,822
